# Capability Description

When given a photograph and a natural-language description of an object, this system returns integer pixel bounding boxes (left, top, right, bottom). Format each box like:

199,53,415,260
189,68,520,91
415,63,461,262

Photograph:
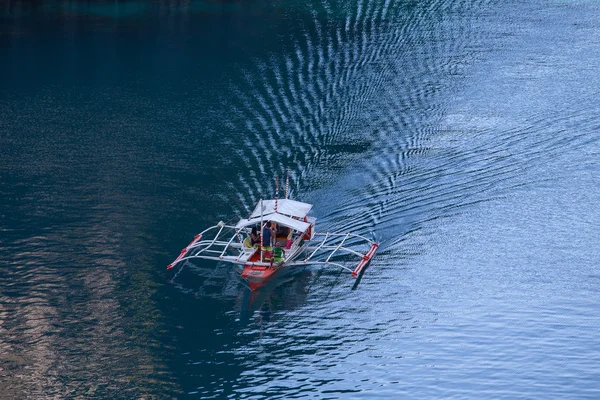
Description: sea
1,0,600,398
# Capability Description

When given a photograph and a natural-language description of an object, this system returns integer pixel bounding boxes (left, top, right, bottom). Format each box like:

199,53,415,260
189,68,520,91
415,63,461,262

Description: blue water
1,0,600,398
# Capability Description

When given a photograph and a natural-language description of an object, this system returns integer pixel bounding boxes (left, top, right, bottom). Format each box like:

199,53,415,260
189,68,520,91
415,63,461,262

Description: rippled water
1,0,600,398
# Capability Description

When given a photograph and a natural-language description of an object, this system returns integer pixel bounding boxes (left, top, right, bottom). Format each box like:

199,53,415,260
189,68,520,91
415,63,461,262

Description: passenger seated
271,242,285,267
250,226,260,246
285,230,294,249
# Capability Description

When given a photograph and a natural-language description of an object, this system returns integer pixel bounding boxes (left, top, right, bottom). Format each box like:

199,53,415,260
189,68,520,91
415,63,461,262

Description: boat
167,195,379,291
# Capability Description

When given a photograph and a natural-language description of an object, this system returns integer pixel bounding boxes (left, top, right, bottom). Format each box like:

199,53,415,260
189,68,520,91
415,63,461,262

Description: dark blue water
2,0,600,398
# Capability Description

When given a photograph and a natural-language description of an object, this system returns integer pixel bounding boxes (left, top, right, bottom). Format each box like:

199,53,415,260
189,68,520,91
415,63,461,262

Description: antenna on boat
284,169,290,199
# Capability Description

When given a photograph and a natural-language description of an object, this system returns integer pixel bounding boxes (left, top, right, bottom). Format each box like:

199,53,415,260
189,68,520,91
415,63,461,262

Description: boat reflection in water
236,268,312,325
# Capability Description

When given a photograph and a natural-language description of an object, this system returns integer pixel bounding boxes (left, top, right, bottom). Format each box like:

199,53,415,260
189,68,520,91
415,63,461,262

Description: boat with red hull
167,196,379,291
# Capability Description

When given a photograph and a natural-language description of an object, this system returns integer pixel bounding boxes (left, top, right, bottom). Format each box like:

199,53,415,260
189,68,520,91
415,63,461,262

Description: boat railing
286,231,378,276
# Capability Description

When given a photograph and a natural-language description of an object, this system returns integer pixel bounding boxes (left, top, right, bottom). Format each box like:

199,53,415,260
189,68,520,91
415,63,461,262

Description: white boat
167,197,379,290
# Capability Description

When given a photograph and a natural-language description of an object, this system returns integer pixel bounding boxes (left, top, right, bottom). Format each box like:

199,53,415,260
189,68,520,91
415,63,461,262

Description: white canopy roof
249,199,313,219
236,212,311,233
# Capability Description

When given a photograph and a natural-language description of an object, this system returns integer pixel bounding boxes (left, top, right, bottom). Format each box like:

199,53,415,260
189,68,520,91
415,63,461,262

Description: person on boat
271,242,285,267
262,221,272,248
271,222,280,244
250,226,260,246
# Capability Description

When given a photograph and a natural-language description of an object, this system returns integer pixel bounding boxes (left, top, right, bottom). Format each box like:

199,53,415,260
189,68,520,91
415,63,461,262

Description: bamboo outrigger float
167,185,379,290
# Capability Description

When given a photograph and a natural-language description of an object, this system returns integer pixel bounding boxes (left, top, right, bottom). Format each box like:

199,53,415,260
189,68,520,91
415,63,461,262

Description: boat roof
249,199,312,219
236,212,311,232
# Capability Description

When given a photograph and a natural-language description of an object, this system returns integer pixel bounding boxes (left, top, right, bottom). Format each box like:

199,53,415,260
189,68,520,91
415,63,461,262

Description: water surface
1,0,600,398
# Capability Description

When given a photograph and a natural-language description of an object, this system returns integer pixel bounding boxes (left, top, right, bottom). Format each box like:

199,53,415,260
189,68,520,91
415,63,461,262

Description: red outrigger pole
352,243,379,277
167,234,202,270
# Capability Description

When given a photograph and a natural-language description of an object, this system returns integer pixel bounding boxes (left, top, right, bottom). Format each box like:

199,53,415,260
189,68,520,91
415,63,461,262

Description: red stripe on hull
241,265,278,290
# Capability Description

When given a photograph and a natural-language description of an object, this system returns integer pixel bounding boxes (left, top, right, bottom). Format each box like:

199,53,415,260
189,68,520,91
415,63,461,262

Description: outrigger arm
166,198,380,290
286,232,379,277
166,222,243,270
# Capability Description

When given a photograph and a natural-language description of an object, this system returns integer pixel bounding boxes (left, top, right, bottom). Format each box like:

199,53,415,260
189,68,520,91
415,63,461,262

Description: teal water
1,0,600,398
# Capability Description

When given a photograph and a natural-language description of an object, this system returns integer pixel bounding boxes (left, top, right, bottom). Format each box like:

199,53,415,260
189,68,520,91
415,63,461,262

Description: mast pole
260,199,264,262
275,176,279,213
